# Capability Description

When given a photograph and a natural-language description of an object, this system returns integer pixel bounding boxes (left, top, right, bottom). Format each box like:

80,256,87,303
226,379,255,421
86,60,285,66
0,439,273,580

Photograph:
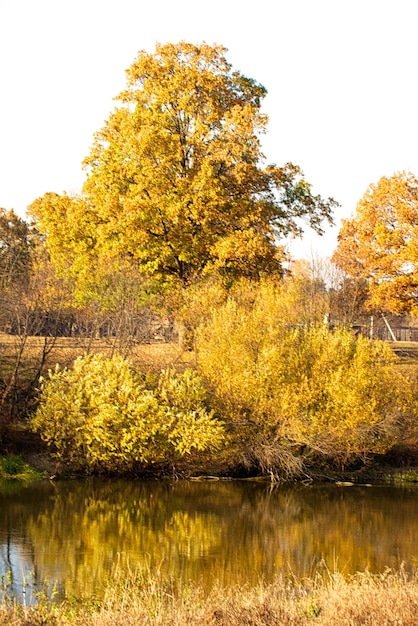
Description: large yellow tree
30,42,336,289
332,171,418,315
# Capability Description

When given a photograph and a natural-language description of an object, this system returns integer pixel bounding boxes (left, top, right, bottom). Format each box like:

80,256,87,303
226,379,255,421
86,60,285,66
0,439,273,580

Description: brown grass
1,568,418,625
0,331,193,376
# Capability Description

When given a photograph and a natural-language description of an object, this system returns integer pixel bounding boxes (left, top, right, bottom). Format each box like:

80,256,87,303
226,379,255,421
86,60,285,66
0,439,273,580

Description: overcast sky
1,0,417,259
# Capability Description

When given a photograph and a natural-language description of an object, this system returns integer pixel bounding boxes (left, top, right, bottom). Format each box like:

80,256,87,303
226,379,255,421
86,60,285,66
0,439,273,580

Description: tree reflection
1,480,418,600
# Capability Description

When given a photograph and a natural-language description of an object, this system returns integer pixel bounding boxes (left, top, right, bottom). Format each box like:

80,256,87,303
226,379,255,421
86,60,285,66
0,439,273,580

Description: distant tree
0,238,72,428
0,219,88,430
0,208,31,291
283,258,330,325
30,42,337,291
328,273,369,327
332,172,418,315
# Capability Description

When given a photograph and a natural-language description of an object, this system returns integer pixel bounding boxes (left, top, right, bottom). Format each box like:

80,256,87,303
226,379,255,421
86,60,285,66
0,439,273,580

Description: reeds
1,566,418,625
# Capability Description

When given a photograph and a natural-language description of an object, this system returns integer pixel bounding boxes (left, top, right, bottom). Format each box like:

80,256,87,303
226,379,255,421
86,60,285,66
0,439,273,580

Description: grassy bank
1,568,418,625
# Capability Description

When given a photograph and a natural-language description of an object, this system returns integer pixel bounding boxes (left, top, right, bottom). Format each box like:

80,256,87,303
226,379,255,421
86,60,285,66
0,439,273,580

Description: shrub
0,454,42,481
196,286,417,476
30,353,224,473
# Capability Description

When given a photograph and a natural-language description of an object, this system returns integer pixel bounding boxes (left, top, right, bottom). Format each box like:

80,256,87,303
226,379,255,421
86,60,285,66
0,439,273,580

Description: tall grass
1,567,418,625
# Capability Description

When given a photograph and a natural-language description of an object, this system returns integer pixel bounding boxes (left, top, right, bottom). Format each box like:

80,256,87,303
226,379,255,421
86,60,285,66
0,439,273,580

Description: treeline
3,230,416,477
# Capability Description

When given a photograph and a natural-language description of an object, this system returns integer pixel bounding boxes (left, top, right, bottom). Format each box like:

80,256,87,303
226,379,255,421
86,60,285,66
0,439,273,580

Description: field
0,331,193,373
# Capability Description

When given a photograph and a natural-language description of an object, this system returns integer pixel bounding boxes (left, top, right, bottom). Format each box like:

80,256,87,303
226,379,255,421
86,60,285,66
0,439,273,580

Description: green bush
30,353,224,473
0,454,42,481
0,454,26,476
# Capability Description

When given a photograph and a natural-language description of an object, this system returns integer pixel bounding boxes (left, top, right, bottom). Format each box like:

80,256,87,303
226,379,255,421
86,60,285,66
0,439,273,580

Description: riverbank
3,450,418,489
1,568,418,625
3,421,418,485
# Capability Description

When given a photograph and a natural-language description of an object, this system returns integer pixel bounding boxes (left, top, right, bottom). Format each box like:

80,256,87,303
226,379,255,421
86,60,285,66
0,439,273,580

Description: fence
354,325,418,342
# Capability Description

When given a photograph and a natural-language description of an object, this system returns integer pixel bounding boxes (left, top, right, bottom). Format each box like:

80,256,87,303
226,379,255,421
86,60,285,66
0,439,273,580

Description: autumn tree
332,171,418,315
328,273,369,327
0,235,76,430
30,42,337,291
282,258,330,325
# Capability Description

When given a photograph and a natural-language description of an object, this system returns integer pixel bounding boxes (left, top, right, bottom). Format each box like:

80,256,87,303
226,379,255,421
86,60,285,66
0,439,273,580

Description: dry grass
0,331,193,376
1,568,418,625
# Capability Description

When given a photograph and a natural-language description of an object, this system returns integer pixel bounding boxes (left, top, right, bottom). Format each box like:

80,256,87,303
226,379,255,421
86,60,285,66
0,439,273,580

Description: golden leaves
36,41,334,288
333,171,418,315
195,281,416,473
31,354,224,472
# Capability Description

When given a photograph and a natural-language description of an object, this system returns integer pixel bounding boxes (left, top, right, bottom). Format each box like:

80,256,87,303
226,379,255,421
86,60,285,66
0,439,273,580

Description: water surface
1,478,417,600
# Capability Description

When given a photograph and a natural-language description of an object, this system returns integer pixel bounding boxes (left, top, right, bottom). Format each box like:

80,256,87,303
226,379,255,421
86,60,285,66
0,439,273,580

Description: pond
1,478,418,601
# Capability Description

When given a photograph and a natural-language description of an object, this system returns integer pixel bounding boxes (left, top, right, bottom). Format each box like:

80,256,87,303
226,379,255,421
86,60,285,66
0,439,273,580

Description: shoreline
3,447,418,487
3,422,418,485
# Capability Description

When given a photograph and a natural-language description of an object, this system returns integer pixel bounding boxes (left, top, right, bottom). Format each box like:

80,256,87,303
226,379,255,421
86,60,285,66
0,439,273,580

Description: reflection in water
1,478,418,600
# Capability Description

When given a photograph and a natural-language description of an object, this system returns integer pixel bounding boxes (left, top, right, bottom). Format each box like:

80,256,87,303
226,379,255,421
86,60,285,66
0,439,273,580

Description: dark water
1,478,418,601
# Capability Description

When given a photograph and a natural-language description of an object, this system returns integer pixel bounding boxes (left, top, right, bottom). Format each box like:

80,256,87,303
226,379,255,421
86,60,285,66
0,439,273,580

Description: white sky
1,0,418,259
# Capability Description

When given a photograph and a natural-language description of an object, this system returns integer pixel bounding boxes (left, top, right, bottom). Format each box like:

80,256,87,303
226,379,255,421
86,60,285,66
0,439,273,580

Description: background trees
332,171,418,316
0,223,73,432
30,42,337,292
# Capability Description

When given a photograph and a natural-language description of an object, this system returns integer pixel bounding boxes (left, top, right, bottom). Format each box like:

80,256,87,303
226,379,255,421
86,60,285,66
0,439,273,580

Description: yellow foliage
31,353,224,472
333,171,418,315
196,282,417,473
29,42,336,293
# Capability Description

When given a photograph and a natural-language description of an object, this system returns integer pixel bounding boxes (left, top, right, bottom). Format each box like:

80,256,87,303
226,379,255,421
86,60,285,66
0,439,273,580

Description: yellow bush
196,285,417,475
31,353,224,473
